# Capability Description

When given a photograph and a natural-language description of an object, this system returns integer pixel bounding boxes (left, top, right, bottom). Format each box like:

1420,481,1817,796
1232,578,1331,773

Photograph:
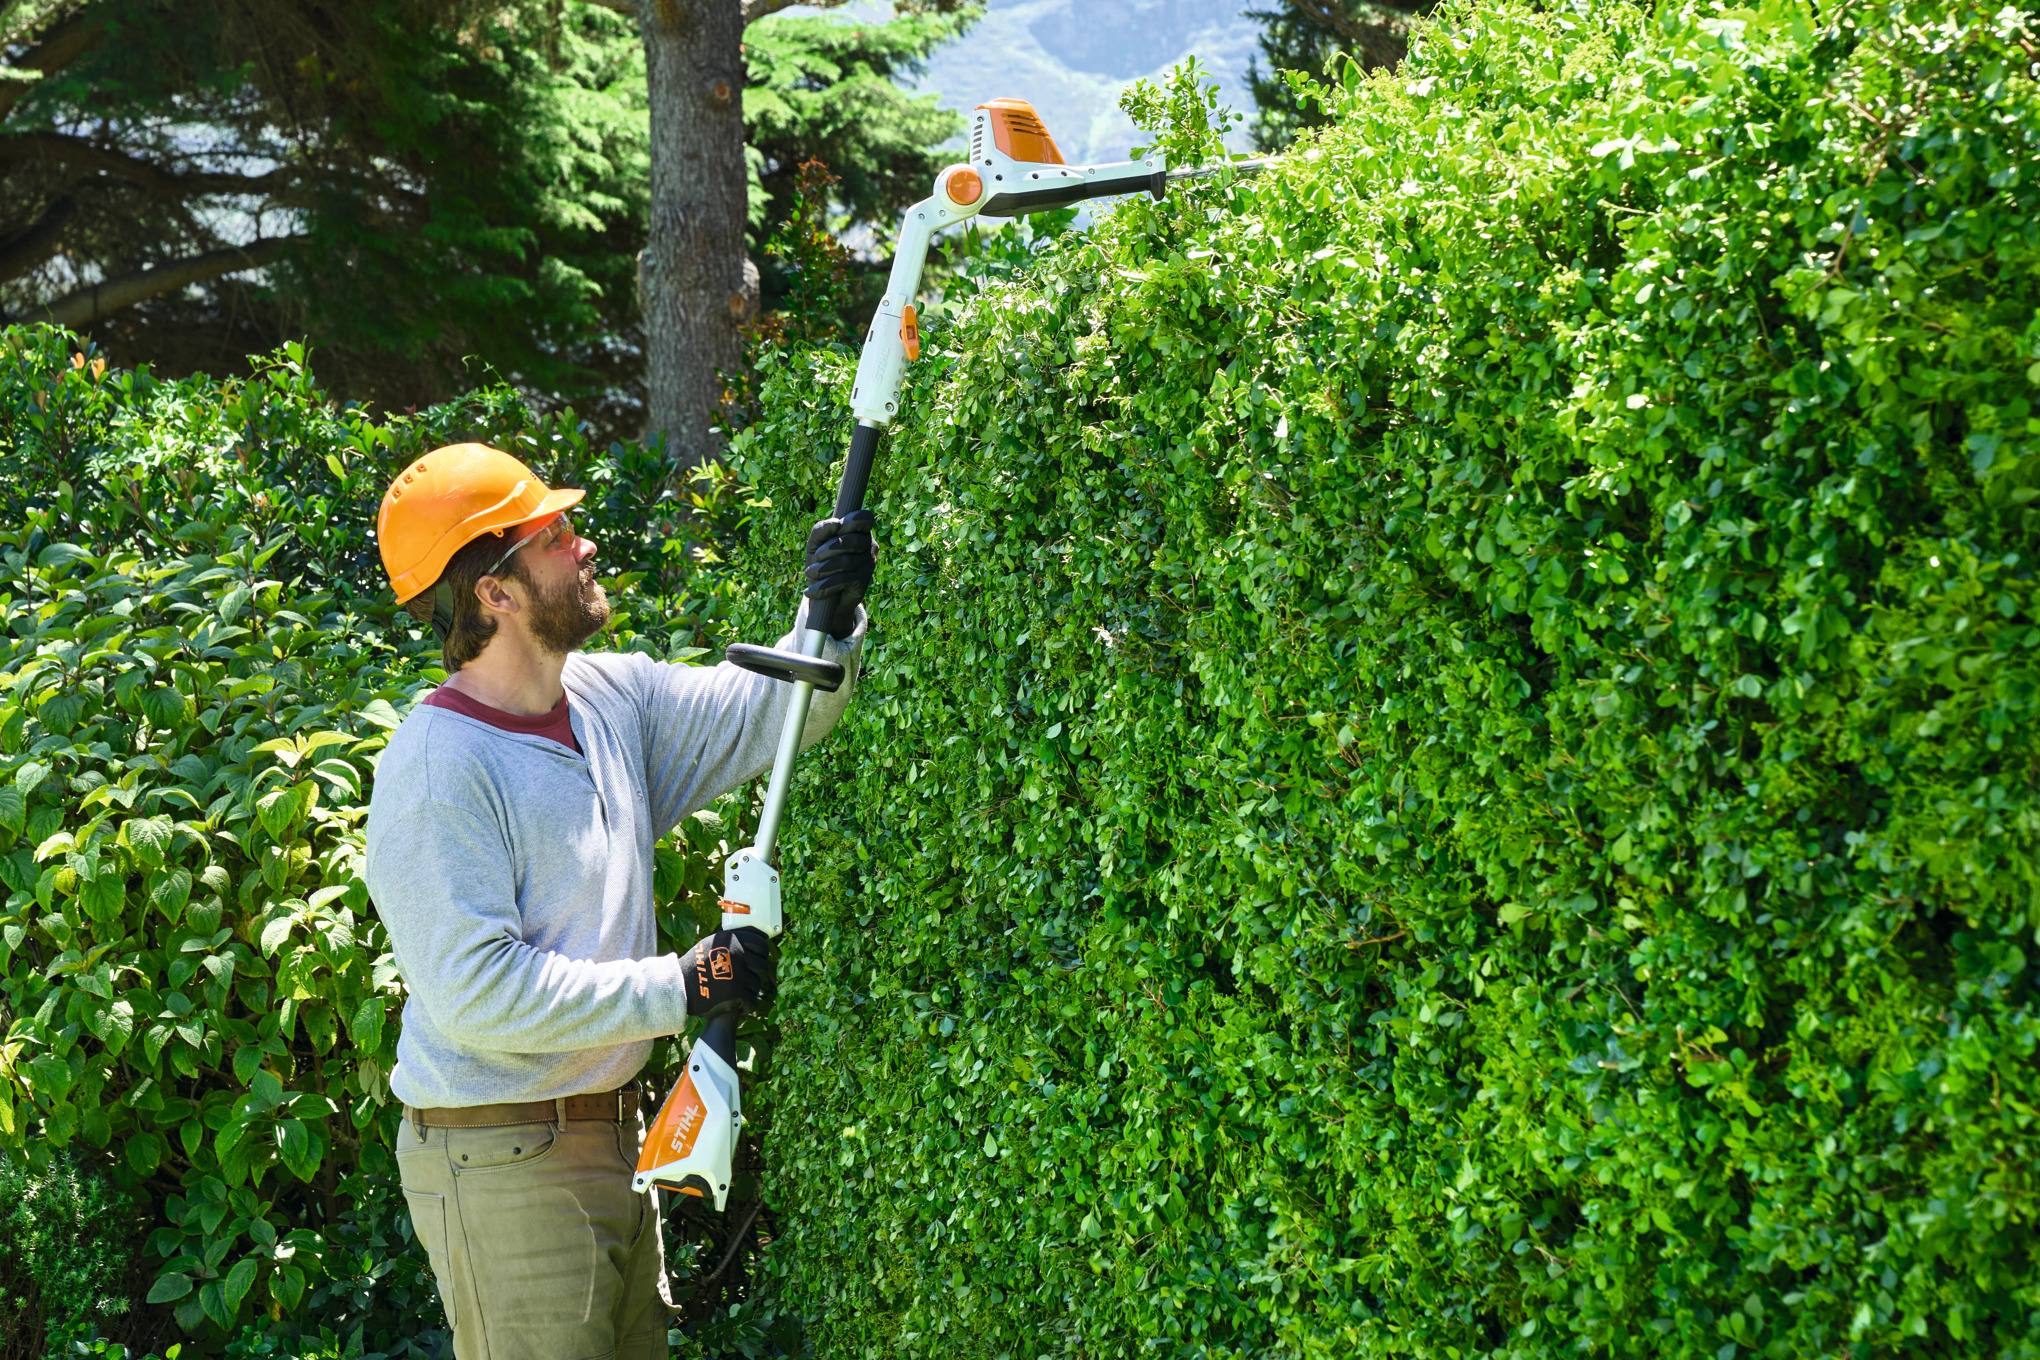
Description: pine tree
0,0,648,422
622,0,973,473
0,0,972,439
1245,0,1434,150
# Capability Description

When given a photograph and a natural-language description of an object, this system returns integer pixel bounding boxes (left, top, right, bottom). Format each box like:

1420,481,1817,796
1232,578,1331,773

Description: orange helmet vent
977,98,1065,166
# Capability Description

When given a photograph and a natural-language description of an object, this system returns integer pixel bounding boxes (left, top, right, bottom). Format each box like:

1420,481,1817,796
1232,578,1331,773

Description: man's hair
403,530,530,670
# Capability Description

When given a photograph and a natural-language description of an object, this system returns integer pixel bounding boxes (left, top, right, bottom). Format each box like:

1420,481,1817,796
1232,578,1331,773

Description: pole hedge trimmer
633,97,1268,1211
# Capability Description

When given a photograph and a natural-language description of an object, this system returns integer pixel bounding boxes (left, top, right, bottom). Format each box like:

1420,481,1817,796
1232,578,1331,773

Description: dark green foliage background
724,1,2040,1355
0,326,749,1354
0,1151,150,1359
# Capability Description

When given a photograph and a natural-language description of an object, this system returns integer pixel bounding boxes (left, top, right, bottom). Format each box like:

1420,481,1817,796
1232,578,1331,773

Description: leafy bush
0,329,752,1354
723,1,2040,1355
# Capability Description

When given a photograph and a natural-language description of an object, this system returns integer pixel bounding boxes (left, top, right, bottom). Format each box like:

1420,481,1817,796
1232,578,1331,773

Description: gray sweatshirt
364,608,862,1109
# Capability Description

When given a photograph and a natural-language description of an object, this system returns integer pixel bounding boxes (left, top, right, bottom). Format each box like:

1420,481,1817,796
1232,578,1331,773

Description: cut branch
22,236,307,326
0,7,110,122
0,131,293,197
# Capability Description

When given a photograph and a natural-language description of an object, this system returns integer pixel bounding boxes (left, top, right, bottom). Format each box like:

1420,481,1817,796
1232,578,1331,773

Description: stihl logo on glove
682,929,771,1012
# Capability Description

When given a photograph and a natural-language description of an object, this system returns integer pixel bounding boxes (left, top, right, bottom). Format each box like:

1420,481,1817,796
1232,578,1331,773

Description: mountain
798,0,1265,168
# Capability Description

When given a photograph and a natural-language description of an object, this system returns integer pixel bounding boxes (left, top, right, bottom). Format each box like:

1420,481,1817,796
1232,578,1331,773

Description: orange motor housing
977,97,1065,166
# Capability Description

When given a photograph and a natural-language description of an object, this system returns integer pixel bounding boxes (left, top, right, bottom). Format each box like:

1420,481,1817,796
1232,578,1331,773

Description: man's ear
473,572,523,617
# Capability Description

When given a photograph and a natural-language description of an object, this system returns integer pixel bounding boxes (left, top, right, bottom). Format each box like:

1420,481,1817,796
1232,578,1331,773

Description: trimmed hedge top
725,0,2040,1355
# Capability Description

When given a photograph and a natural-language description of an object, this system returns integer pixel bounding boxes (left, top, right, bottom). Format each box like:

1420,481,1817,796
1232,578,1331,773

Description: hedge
0,328,751,1354
720,1,2040,1356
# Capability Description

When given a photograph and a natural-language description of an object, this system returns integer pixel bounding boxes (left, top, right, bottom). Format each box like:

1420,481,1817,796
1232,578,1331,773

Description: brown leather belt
405,1084,638,1131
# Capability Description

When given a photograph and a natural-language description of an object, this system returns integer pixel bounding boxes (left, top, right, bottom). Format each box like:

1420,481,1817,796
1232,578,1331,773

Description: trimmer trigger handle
726,643,845,692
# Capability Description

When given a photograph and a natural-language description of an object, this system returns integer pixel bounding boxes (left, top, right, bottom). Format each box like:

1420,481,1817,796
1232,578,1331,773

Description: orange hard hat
376,443,584,604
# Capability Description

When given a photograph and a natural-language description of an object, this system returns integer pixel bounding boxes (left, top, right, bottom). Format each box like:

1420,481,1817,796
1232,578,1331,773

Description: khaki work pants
396,1107,672,1360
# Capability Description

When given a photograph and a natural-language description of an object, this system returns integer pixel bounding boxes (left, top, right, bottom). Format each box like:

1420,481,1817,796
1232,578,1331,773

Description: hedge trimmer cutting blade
635,96,1269,1214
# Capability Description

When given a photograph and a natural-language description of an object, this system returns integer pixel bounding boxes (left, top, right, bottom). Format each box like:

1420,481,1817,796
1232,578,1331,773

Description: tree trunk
638,0,758,473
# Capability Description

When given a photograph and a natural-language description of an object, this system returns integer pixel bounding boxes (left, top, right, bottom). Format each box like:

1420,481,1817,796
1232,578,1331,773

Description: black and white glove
681,927,778,1019
803,509,877,638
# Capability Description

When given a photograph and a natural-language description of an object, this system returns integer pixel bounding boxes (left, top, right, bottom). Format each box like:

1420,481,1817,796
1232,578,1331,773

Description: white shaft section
752,625,832,863
849,203,941,426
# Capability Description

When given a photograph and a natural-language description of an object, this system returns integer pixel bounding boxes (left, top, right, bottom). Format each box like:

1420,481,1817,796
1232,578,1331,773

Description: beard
521,558,611,655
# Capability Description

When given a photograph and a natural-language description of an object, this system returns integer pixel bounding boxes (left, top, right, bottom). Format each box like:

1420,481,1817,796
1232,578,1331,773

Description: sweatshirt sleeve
636,598,867,835
368,800,694,1053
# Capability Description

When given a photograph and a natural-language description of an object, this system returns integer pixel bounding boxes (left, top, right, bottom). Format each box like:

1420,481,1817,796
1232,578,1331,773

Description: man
363,442,874,1360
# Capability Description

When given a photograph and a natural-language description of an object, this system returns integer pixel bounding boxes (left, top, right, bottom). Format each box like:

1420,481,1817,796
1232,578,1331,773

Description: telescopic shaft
749,419,882,864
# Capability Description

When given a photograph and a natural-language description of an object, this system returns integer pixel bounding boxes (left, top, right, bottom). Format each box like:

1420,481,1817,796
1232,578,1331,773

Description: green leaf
356,699,403,730
257,788,299,840
102,997,136,1054
127,1130,164,1175
347,995,384,1052
141,686,189,729
147,1272,194,1304
150,866,193,922
260,914,296,956
123,815,173,868
276,1119,318,1181
271,1264,306,1313
0,785,24,835
80,871,125,924
199,1278,230,1330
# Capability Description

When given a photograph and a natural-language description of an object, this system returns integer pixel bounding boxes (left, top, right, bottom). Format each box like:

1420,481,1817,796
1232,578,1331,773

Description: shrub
0,1152,145,1360
722,1,2040,1355
0,331,750,1353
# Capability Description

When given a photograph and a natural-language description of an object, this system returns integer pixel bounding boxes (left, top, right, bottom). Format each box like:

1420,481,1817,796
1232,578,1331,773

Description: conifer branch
0,131,293,198
0,6,108,121
22,235,307,326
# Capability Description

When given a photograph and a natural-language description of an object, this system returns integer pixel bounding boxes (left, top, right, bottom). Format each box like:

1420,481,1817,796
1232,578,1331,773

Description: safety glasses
485,512,576,579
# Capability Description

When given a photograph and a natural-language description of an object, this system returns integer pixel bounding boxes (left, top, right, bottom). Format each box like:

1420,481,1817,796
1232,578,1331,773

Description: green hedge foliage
726,1,2040,1355
0,328,746,1353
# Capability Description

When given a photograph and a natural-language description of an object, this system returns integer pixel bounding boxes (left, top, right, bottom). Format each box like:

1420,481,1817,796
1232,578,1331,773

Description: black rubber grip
808,422,883,640
836,422,881,518
726,643,845,692
702,1011,738,1068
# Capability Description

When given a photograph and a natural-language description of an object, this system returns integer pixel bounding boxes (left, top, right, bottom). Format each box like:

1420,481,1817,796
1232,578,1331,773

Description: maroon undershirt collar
422,684,582,755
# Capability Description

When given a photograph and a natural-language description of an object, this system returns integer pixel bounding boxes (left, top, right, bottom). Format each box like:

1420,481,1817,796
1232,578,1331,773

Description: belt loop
409,1105,426,1145
555,1096,567,1129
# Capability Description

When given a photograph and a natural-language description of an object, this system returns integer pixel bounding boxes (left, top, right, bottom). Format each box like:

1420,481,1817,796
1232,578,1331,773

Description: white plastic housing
631,1036,742,1211
721,846,783,936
